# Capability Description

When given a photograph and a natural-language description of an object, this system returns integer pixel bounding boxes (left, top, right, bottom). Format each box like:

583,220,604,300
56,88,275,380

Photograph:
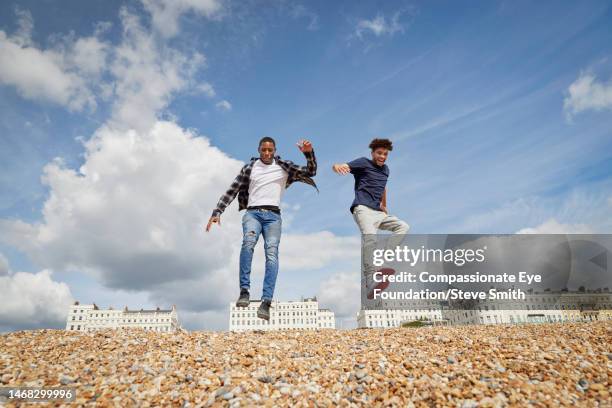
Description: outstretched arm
332,163,350,175
334,157,366,176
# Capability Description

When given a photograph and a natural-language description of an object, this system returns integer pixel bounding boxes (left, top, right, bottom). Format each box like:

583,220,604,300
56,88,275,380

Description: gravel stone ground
1,321,610,407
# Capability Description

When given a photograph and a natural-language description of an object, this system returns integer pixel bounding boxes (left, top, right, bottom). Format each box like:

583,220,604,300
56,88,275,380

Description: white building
444,289,612,325
65,301,181,332
357,302,444,328
229,297,335,331
357,289,612,328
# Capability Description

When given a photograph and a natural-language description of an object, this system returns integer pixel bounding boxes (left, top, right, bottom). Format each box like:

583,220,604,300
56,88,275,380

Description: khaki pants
352,205,409,303
352,205,410,235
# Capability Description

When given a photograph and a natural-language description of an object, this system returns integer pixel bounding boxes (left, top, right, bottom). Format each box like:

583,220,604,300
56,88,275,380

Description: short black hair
369,138,393,151
259,137,276,147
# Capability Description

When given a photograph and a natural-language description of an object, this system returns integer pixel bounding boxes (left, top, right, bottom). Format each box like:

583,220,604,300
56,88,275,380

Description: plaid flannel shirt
211,150,318,217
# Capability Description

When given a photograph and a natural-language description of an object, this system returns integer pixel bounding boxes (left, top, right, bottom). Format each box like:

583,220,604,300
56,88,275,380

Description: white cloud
0,6,213,130
0,123,242,327
107,8,206,132
0,269,73,331
140,0,223,38
318,272,360,320
216,99,232,111
13,7,34,46
68,31,111,77
0,29,100,112
0,8,113,112
290,5,319,31
516,218,594,234
564,72,612,118
348,8,417,52
275,232,359,271
0,253,9,276
354,10,408,39
455,187,612,234
1,121,243,297
197,81,216,98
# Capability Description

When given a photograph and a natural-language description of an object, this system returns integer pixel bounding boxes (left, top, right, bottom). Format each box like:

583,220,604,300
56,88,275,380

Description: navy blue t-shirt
347,157,389,213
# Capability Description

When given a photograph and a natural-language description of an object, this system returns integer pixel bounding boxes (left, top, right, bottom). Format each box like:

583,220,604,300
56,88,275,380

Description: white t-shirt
247,159,288,207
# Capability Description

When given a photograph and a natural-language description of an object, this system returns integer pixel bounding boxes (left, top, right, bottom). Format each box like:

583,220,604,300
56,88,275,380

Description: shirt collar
250,155,282,163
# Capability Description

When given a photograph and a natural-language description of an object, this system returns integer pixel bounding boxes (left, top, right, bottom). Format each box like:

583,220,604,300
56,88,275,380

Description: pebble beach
1,321,610,407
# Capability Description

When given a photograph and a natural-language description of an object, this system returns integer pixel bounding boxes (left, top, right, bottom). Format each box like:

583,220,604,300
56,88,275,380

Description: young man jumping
332,138,409,300
206,137,317,320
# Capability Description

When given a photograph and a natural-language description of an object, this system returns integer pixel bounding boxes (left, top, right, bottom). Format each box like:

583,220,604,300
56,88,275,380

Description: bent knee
396,222,410,234
242,231,258,248
264,240,279,254
264,241,279,252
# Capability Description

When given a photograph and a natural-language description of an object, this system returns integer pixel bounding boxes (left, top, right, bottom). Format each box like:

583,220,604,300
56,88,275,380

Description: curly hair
369,138,393,151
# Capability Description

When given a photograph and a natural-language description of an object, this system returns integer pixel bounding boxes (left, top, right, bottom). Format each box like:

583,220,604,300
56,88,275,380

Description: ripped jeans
239,209,282,301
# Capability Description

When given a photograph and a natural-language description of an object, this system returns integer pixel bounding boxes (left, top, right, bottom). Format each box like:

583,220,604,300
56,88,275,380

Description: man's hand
332,163,351,175
206,215,221,232
297,139,313,153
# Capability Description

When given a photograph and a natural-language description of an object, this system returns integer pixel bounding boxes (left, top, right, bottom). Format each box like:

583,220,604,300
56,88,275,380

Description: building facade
444,290,612,325
357,289,612,328
65,301,181,332
229,297,335,331
357,306,444,328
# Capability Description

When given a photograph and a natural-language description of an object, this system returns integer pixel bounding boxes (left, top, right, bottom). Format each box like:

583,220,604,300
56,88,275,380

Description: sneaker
236,289,250,308
257,299,272,321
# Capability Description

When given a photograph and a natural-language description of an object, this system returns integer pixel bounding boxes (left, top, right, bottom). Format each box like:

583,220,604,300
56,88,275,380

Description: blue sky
1,0,611,331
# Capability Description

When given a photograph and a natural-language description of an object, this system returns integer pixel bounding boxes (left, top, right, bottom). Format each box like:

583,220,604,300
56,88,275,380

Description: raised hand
297,139,313,153
332,163,351,175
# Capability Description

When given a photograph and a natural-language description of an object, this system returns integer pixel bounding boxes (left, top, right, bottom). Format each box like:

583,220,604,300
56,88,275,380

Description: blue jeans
239,209,282,300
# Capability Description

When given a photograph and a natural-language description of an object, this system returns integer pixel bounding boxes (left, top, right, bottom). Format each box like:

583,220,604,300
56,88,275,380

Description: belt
247,205,281,214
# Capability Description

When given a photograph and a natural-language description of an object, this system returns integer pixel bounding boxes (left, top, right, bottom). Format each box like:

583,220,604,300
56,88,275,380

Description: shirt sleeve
211,165,246,217
287,150,317,178
348,157,367,174
303,150,317,176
